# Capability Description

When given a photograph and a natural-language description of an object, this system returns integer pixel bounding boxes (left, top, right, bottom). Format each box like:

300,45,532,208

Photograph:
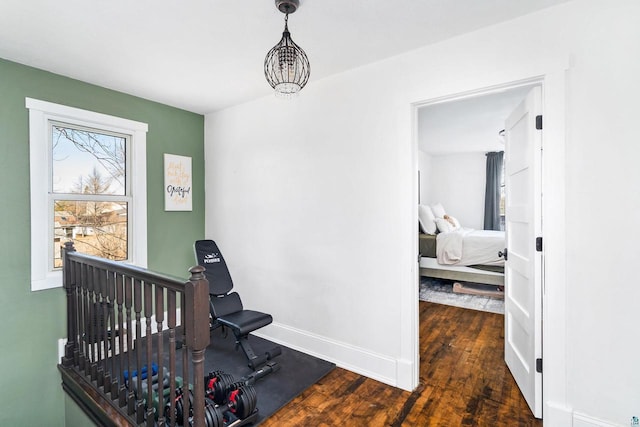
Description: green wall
64,395,95,427
0,57,205,426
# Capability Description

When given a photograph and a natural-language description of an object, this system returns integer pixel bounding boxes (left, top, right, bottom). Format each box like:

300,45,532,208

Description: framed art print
164,153,192,211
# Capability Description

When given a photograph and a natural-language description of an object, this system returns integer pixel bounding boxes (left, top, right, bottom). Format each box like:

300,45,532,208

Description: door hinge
536,115,543,130
536,358,543,373
536,237,543,252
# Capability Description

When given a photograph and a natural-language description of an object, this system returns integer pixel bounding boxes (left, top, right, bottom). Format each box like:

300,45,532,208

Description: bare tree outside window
52,124,129,267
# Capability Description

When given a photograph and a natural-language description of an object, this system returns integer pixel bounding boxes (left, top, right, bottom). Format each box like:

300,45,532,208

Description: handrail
65,250,188,292
59,241,210,427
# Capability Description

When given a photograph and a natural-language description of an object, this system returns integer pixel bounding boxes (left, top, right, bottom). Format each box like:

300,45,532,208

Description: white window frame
26,98,148,291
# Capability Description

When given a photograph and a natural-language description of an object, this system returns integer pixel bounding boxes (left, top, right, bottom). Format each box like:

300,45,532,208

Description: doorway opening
413,78,543,418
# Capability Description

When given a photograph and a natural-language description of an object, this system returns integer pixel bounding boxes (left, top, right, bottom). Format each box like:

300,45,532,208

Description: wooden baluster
90,265,99,376
101,268,108,381
155,286,165,426
125,275,136,416
88,265,99,379
181,292,190,427
80,262,90,373
61,242,76,367
102,269,109,367
95,266,105,387
83,263,90,370
73,260,82,366
184,266,210,427
167,289,177,427
115,273,127,408
133,278,145,424
107,269,117,397
144,280,154,426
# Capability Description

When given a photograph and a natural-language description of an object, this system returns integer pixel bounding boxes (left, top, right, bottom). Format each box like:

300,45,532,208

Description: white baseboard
58,337,68,361
543,402,629,427
573,412,624,427
543,401,573,427
253,322,402,389
395,358,417,391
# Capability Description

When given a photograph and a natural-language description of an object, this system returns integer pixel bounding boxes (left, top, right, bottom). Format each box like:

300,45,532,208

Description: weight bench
194,240,281,371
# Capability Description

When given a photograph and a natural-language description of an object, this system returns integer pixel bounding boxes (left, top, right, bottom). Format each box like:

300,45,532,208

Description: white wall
563,0,640,424
421,152,487,230
418,149,431,205
417,85,531,155
205,0,640,424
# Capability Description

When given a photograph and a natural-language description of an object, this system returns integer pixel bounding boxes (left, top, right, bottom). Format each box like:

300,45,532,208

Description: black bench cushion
210,292,244,318
218,310,273,336
195,239,234,295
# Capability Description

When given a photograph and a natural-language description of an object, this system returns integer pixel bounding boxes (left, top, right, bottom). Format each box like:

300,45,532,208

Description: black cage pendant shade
264,0,310,98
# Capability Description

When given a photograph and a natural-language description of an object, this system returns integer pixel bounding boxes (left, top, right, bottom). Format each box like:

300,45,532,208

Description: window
51,123,130,267
27,98,148,291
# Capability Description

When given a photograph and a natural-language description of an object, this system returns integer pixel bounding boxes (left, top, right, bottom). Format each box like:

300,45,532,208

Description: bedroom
416,84,534,302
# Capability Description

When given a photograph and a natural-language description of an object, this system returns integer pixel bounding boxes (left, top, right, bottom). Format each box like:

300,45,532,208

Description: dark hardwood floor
261,301,542,426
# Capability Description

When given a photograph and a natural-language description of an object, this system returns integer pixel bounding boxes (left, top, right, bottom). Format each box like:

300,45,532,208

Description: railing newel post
61,241,77,367
184,265,210,427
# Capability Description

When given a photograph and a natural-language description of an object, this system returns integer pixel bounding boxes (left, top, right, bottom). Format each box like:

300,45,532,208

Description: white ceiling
0,0,571,114
418,85,535,155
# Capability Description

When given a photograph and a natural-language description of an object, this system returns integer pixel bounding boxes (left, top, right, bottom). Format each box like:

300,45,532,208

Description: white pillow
435,217,454,233
418,205,437,235
431,203,446,219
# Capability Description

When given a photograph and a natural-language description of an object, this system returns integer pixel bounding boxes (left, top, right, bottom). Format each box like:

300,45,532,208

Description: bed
419,229,505,286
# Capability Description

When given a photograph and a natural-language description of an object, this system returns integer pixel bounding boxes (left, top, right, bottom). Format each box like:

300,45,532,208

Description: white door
504,86,543,418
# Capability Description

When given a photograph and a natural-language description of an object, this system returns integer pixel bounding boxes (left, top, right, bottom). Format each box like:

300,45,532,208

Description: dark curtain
483,151,504,230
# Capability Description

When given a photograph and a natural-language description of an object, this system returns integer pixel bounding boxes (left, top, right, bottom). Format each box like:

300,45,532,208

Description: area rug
420,276,504,314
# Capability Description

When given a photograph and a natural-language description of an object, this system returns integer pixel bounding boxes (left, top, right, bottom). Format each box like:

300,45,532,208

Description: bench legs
235,335,281,370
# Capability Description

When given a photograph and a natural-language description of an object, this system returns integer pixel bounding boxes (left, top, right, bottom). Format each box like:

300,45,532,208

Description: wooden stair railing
59,242,211,427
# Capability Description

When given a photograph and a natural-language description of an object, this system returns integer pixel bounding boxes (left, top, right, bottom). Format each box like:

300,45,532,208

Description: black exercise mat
128,327,334,424
203,327,335,424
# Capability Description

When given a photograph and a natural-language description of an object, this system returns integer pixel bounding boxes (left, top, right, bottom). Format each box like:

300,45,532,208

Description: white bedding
436,228,505,266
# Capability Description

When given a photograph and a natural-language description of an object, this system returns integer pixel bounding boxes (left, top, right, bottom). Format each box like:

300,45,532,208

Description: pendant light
264,0,310,98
